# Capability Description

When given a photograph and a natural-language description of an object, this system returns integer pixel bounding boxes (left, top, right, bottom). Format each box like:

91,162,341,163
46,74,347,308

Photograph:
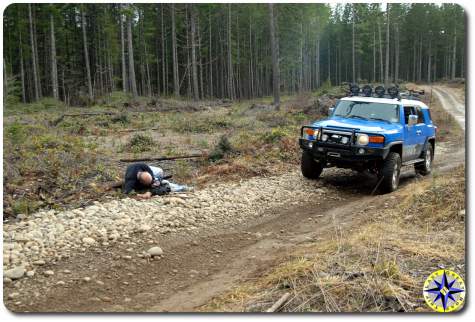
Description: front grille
322,129,353,146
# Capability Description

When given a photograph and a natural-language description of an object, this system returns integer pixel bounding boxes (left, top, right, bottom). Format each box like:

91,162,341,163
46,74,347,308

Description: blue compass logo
423,269,465,312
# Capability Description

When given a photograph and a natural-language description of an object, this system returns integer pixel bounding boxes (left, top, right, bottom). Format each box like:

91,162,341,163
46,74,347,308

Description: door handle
416,130,422,135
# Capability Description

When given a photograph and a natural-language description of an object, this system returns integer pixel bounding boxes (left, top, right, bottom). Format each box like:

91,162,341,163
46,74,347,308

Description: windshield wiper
347,115,368,120
368,117,391,124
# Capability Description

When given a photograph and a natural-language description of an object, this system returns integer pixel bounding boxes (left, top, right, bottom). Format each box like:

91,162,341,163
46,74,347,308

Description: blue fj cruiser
299,85,437,193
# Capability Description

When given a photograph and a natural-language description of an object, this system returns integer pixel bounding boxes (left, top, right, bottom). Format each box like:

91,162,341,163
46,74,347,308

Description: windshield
333,100,400,123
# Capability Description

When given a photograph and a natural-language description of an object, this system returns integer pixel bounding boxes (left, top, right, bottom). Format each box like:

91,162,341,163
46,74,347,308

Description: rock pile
3,171,327,278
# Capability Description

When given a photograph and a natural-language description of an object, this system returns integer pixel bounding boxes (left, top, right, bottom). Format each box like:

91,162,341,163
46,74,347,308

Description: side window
415,107,425,124
403,106,416,124
427,109,432,122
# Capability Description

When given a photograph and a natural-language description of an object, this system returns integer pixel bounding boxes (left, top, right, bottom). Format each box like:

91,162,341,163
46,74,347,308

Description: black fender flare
424,136,436,155
383,141,404,159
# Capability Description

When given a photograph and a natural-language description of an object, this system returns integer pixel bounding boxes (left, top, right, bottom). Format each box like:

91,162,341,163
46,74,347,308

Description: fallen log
266,292,291,312
63,112,116,116
51,112,117,126
118,127,160,133
104,180,124,191
119,154,206,163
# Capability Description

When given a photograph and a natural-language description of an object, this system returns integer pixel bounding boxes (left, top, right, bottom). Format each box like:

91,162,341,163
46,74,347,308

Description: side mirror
408,114,418,126
328,107,335,116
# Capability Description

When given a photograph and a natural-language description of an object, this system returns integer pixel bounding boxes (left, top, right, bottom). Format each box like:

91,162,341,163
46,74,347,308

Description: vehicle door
402,105,418,162
413,106,428,157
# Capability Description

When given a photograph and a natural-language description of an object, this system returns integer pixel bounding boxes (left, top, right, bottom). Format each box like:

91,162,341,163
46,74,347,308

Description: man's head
138,171,153,186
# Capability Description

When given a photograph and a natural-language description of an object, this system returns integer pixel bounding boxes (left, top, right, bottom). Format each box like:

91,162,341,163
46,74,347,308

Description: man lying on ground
123,162,189,199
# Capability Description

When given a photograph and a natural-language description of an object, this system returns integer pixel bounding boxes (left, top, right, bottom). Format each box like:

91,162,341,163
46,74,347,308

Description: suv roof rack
399,90,425,101
346,84,425,102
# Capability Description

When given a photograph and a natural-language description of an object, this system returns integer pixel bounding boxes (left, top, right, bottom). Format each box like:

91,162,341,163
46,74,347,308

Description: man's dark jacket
123,163,154,194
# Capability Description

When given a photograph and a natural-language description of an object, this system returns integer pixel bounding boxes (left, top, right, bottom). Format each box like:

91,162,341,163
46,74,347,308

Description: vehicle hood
311,116,402,134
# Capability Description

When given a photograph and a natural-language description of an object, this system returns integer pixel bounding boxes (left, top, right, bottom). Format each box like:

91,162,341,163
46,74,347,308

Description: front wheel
415,144,433,175
301,151,323,179
379,152,401,193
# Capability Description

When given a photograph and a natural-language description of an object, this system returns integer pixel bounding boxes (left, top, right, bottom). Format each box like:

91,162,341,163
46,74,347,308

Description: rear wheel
301,151,323,179
379,152,401,193
415,144,433,175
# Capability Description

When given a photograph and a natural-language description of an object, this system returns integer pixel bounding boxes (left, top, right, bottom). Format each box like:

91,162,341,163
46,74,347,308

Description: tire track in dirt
431,86,465,130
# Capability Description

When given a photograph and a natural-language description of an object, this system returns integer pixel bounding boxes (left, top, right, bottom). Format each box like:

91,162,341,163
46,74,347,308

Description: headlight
321,134,328,142
357,134,369,145
303,128,319,141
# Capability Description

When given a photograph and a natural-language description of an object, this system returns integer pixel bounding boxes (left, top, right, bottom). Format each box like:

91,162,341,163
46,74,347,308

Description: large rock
82,237,96,245
147,247,163,257
4,266,25,280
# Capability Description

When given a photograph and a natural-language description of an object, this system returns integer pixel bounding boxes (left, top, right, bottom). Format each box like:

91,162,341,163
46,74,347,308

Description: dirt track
3,85,465,312
431,86,465,130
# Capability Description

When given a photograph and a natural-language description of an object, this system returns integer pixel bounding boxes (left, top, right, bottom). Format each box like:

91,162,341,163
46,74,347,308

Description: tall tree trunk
144,41,152,97
190,4,199,101
171,4,180,96
394,23,399,83
451,28,457,79
50,13,59,100
120,8,127,93
378,21,384,83
384,4,390,87
352,4,356,83
209,10,213,97
418,34,422,82
185,6,192,98
3,58,7,104
327,40,331,84
28,4,40,101
236,14,242,99
227,4,235,99
413,39,416,81
268,3,280,109
198,14,204,99
18,25,26,103
299,21,304,90
373,30,376,82
97,24,104,96
315,16,320,88
248,15,254,97
81,8,93,101
127,13,138,97
161,4,166,95
427,32,432,83
141,10,152,97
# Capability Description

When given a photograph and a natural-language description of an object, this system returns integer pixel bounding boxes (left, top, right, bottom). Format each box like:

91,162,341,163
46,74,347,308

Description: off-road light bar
350,84,360,96
387,86,399,98
347,84,401,99
374,85,385,98
362,85,372,97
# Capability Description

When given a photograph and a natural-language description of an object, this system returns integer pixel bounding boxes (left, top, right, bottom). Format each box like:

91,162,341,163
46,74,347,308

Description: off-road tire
301,151,323,179
379,152,401,193
415,144,433,176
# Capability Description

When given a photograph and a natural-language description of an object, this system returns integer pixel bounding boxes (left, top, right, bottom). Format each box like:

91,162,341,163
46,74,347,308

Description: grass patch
208,135,233,162
123,133,155,153
4,97,66,115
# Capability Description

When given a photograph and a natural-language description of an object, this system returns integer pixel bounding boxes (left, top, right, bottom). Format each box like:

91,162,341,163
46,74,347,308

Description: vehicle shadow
320,167,418,196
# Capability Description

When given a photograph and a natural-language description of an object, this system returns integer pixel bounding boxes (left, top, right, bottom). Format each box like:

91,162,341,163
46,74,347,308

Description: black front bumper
299,138,389,163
